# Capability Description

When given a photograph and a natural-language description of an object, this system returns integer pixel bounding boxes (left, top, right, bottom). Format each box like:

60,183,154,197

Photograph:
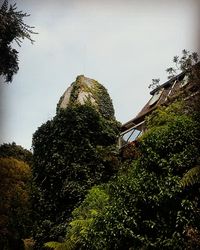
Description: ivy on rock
32,104,120,249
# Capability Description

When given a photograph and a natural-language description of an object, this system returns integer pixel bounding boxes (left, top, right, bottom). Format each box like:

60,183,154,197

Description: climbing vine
57,76,115,120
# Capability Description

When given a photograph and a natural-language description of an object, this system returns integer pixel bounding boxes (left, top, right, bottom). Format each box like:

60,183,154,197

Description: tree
32,105,120,249
149,50,199,90
0,157,32,250
166,49,199,79
0,142,32,165
0,0,36,83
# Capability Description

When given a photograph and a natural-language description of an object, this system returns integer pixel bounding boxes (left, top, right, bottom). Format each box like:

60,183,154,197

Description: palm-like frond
44,239,76,250
181,165,200,187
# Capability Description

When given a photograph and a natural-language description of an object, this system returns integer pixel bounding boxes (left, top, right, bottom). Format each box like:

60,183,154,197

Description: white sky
0,0,199,150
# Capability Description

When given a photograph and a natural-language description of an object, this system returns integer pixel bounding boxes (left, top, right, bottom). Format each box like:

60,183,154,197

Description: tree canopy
0,0,36,83
0,157,32,250
0,142,32,165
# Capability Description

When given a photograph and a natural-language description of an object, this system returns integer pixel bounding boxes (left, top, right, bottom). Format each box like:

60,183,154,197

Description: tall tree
0,157,32,250
0,0,36,83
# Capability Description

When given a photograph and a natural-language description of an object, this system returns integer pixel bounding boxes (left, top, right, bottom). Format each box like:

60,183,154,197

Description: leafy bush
140,104,200,175
45,186,109,250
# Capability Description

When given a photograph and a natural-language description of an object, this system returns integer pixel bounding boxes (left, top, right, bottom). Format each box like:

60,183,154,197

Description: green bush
45,186,109,250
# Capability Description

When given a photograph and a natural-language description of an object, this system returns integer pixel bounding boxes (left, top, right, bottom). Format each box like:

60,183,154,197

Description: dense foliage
45,186,109,250
47,101,200,250
32,105,120,248
0,0,36,83
0,142,32,165
0,157,32,250
91,82,115,119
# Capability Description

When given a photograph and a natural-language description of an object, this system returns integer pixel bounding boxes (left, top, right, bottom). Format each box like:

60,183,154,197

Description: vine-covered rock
57,75,115,119
32,104,120,249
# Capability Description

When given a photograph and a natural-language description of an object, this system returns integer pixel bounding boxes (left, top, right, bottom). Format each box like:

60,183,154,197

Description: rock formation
57,75,115,119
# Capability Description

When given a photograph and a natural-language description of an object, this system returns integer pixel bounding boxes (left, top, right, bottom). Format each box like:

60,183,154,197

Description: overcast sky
0,0,199,150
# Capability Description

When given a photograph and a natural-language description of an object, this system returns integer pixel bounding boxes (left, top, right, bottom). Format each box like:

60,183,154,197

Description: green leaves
0,0,37,82
0,142,32,165
55,100,200,249
0,157,32,249
181,165,200,187
32,105,119,248
140,102,200,174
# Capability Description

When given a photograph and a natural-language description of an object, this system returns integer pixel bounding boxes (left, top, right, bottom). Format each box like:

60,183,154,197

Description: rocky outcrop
57,75,115,119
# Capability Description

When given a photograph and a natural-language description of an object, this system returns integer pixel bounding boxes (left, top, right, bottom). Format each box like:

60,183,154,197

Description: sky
0,0,200,150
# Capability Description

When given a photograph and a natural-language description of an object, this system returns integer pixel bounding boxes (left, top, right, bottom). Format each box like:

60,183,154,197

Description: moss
91,82,115,120
69,81,81,105
57,76,115,120
56,94,65,113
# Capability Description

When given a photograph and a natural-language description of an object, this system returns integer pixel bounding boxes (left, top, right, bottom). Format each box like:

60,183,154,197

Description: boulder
57,75,115,119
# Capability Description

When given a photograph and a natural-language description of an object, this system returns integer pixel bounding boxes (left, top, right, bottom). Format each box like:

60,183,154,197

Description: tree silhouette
0,0,36,83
